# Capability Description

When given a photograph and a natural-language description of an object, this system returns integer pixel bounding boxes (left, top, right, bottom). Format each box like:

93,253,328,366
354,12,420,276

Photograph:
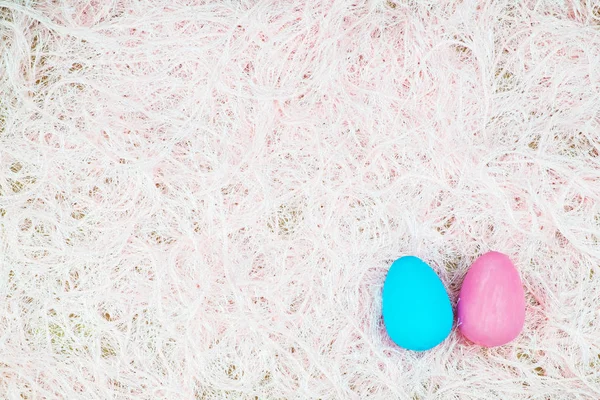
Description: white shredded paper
0,0,599,398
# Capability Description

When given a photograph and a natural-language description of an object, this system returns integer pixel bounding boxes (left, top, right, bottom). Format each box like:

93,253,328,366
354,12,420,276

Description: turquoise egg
382,256,453,351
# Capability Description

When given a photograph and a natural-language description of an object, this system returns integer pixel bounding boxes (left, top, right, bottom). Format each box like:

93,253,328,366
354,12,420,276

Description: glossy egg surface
382,256,453,351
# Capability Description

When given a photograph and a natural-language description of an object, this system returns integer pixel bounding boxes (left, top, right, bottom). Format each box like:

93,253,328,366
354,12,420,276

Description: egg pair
382,252,525,351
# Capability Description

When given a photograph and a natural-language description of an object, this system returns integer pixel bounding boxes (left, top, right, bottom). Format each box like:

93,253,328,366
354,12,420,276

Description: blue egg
382,256,453,351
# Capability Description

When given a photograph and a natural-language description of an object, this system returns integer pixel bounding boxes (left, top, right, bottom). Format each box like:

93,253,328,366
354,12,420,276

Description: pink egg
457,251,525,347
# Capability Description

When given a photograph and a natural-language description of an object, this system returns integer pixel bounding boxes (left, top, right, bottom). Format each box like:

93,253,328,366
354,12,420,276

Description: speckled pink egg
457,251,525,347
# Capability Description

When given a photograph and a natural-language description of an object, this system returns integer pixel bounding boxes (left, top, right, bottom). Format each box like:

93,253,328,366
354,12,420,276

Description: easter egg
457,251,525,347
382,256,453,351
